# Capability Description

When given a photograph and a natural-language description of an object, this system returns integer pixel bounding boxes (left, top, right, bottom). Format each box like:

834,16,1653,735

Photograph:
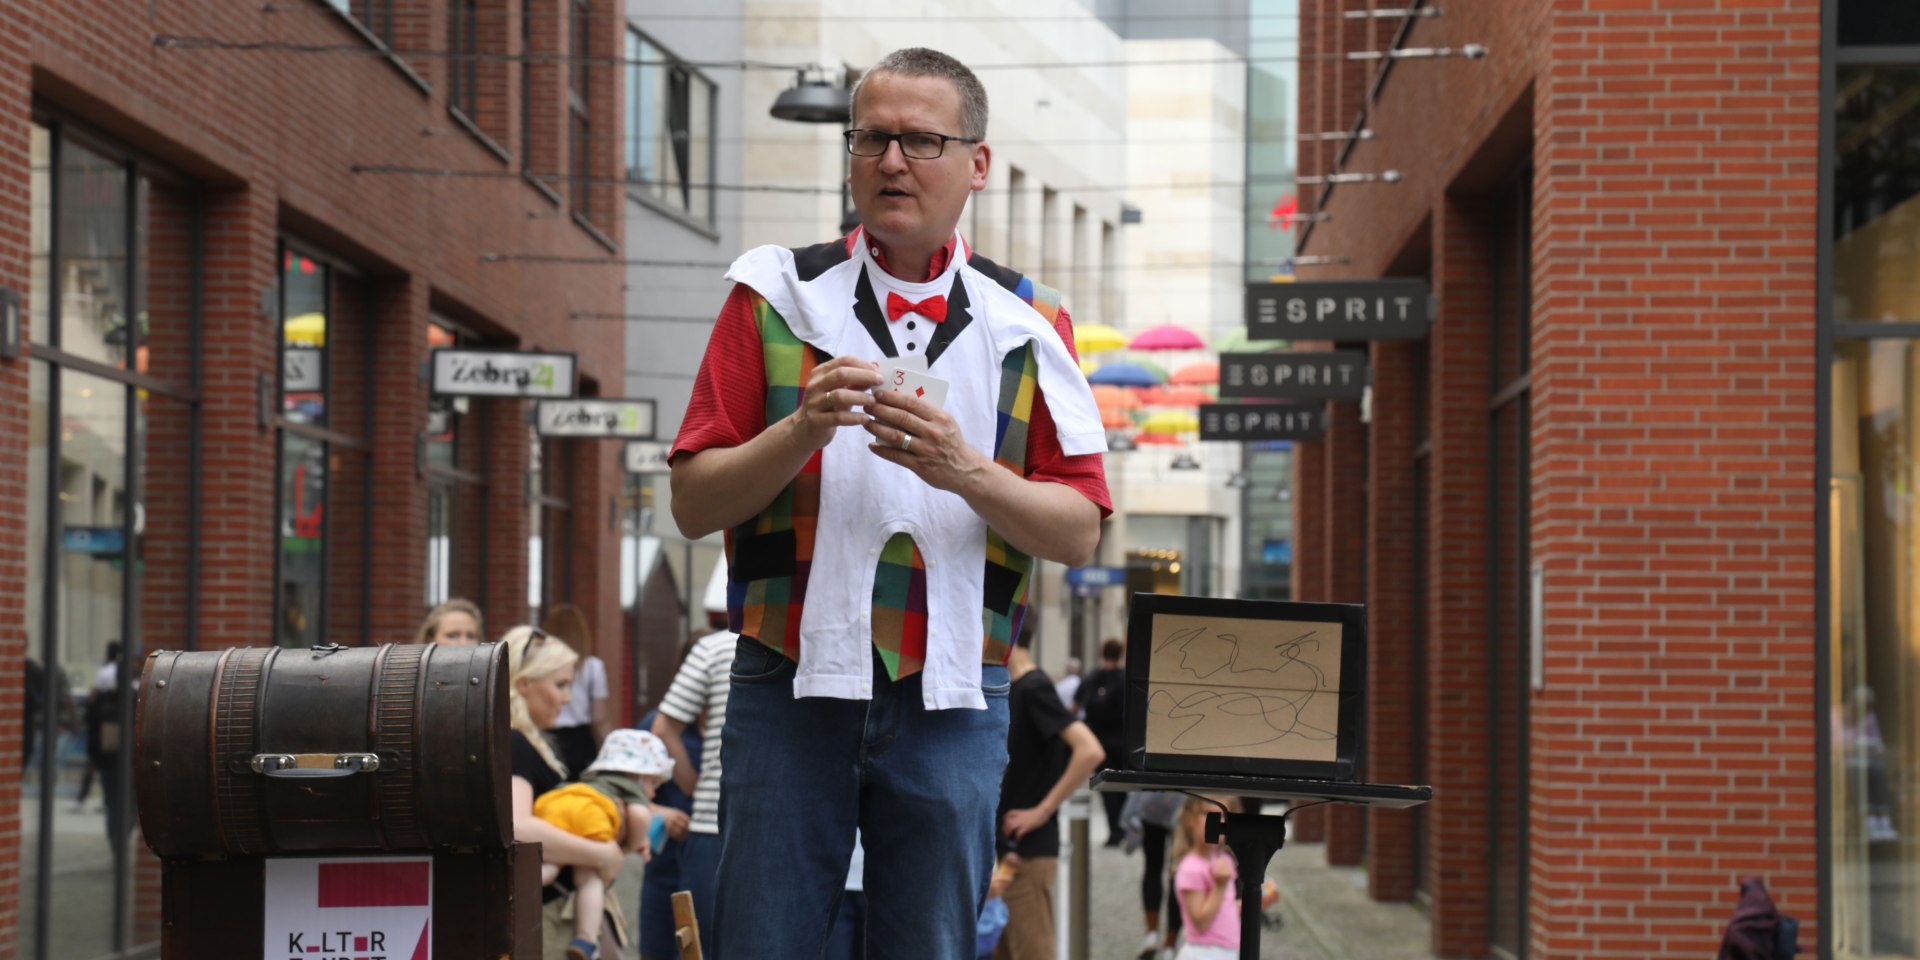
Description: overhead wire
256,3,1306,27
153,35,1355,71
355,164,1308,195
482,253,1298,274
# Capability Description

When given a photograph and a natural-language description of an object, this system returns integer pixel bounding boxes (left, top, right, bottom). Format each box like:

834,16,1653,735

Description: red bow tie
886,292,948,324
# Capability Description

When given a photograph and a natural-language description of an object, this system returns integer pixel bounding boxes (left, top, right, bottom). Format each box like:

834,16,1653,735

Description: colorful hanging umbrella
1137,386,1214,407
1168,361,1218,386
1080,357,1098,377
1132,432,1186,446
1129,324,1206,351
1091,385,1143,410
1101,408,1137,429
1074,323,1130,354
1086,363,1164,387
1139,410,1201,435
1212,328,1290,354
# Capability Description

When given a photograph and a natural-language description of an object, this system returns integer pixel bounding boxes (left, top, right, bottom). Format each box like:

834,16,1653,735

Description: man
670,47,1110,958
1076,638,1128,845
649,578,737,956
995,628,1106,959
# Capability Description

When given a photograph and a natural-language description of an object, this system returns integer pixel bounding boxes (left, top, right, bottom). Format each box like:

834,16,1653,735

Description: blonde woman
416,598,484,646
503,626,626,959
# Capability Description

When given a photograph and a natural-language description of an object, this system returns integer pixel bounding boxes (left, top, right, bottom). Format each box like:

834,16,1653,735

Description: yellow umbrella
1080,358,1097,377
1074,323,1129,354
1138,410,1200,435
284,312,327,347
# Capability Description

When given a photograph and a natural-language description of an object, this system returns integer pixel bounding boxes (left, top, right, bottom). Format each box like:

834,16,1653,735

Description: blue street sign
63,526,126,555
1065,566,1126,588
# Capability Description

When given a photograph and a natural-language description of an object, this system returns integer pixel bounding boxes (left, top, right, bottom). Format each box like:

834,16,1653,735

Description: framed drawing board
1124,594,1366,782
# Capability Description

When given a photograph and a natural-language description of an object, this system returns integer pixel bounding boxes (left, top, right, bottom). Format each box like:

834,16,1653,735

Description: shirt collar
848,227,963,283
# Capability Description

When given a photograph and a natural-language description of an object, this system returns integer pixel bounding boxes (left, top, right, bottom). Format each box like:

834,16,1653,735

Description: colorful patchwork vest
724,247,1068,689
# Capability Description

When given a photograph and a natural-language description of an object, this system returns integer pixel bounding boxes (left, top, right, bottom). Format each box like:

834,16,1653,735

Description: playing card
876,364,950,410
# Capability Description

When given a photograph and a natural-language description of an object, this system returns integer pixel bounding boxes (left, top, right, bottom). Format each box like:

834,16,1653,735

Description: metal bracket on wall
256,373,273,431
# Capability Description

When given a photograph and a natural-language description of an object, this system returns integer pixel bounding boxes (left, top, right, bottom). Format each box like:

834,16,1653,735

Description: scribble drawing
1155,625,1327,681
1150,622,1336,750
1148,688,1337,750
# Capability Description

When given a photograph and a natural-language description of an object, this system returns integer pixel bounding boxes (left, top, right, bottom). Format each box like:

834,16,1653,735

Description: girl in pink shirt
1170,796,1279,959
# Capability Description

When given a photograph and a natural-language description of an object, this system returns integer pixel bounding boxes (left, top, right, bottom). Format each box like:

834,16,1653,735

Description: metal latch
251,753,382,779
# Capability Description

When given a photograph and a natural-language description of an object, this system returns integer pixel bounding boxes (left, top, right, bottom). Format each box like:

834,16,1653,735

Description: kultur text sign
1245,278,1431,341
264,856,431,960
430,348,577,398
1219,351,1369,401
536,399,657,439
1199,404,1327,442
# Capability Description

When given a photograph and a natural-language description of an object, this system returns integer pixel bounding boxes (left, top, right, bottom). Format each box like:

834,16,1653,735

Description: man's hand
660,807,691,841
1001,805,1053,842
863,388,991,494
793,356,884,450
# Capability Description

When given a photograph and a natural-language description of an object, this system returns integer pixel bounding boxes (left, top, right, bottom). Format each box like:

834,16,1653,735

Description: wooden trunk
135,643,512,857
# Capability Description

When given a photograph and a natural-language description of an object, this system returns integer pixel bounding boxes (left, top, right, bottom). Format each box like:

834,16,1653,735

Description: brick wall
1297,0,1823,956
0,0,628,955
1527,1,1821,956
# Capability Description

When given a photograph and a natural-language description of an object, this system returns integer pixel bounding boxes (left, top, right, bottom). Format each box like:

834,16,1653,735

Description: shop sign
430,349,576,398
1219,351,1370,401
284,347,323,393
535,399,656,439
624,440,672,474
1199,403,1328,442
1245,279,1431,341
1066,566,1126,588
264,856,431,960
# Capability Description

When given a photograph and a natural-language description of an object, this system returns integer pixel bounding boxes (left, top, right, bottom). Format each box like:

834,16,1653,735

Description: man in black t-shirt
996,628,1105,959
1075,638,1127,845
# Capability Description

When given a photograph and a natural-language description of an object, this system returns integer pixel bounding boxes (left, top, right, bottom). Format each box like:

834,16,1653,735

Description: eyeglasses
526,626,550,647
844,129,980,160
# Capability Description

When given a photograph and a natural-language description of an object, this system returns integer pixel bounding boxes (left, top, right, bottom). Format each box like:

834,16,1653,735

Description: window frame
24,105,204,960
623,25,719,228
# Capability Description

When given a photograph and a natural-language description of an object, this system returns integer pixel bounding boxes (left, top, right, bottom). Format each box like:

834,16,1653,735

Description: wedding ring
900,434,914,452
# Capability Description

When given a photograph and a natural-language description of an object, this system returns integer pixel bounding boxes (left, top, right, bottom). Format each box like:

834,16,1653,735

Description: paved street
613,805,1436,959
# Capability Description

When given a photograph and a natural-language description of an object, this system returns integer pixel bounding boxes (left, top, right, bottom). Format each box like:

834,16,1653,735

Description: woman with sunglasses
504,626,628,959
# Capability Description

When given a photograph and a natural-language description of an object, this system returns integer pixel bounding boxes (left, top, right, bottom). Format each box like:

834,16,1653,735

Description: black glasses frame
844,129,981,159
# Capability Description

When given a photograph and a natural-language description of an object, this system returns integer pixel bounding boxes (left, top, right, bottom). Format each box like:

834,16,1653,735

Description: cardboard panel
1125,595,1366,782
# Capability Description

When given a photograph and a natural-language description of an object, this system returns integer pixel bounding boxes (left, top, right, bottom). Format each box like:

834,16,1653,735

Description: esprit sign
264,857,431,960
1245,279,1431,341
1199,403,1328,442
430,349,576,398
536,399,657,439
1219,351,1370,401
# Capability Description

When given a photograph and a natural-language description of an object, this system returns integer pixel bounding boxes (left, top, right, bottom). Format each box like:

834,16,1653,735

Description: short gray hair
851,48,989,142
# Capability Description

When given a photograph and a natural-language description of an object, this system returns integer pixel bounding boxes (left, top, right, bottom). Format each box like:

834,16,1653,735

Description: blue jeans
824,890,867,959
679,832,722,955
639,835,686,958
714,640,1011,960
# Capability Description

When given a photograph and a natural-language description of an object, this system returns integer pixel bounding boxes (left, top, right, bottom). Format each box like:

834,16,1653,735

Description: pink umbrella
1128,325,1206,351
1168,361,1218,386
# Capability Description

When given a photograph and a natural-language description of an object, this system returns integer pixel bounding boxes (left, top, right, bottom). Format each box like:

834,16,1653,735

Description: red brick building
0,2,628,957
1281,0,1861,957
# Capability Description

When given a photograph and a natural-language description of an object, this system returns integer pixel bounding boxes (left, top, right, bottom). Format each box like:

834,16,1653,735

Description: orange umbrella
1132,432,1186,446
1091,385,1142,410
1168,361,1218,386
1101,408,1137,429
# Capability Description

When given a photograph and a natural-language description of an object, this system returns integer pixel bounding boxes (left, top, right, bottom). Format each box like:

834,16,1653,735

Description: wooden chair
671,890,704,960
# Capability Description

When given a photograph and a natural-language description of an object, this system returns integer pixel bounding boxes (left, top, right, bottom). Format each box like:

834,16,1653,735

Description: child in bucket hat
533,728,677,960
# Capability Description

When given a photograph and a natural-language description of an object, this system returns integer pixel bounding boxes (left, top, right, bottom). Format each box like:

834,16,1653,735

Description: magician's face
848,72,990,255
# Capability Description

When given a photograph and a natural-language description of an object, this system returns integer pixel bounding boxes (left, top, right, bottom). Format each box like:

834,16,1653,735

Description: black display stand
1093,770,1431,960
